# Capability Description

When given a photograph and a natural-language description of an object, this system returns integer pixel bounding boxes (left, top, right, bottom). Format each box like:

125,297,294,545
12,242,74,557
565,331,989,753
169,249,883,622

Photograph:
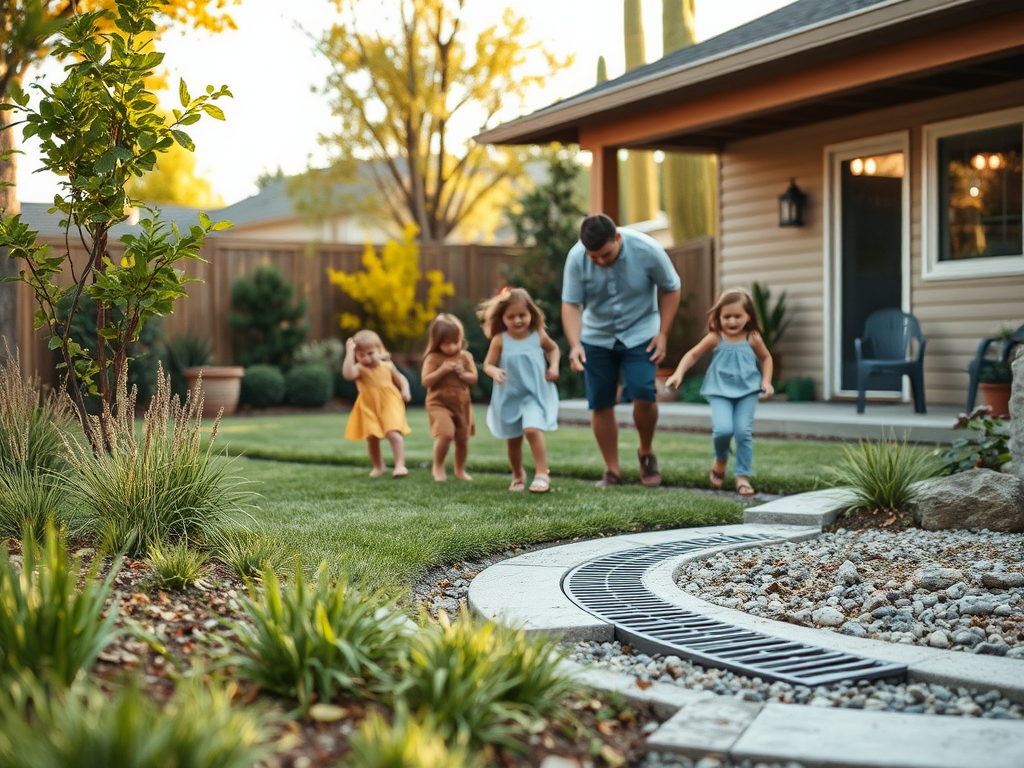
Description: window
922,108,1024,279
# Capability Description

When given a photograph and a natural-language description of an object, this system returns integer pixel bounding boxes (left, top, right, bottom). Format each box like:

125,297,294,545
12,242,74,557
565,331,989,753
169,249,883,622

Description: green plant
293,338,354,399
346,707,483,768
784,376,816,402
393,361,427,406
63,368,253,558
0,464,68,540
147,539,209,591
164,333,214,402
0,0,231,451
0,674,267,768
0,525,120,687
212,528,295,579
285,363,334,408
240,364,287,409
679,374,708,404
229,264,309,367
398,611,574,751
936,406,1010,474
978,360,1013,384
827,431,942,516
750,281,792,370
230,565,412,711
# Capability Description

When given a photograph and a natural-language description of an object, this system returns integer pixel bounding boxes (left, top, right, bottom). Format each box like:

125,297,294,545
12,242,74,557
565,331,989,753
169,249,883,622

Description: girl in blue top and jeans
666,288,774,496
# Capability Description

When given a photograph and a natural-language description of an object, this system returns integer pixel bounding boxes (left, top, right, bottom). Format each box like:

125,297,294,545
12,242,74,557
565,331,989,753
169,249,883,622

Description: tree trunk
0,106,20,361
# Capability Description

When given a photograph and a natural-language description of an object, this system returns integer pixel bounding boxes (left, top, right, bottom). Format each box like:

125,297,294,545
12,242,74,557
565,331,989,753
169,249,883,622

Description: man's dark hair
579,213,617,251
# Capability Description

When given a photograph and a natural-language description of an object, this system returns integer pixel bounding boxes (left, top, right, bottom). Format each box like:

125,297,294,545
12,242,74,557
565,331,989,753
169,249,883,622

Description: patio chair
965,323,1024,410
854,309,926,414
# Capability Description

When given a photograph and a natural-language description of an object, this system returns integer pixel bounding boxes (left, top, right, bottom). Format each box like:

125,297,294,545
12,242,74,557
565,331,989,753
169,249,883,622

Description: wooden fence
15,234,714,386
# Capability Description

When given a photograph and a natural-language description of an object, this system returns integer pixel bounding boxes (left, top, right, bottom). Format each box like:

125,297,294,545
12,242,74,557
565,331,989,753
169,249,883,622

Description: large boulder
911,469,1024,531
1008,353,1024,479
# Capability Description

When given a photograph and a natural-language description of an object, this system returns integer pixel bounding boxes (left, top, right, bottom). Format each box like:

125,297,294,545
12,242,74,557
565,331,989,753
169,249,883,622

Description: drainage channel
562,534,907,687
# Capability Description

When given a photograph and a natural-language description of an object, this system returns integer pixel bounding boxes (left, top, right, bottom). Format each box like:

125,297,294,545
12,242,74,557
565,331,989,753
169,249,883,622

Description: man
562,213,681,487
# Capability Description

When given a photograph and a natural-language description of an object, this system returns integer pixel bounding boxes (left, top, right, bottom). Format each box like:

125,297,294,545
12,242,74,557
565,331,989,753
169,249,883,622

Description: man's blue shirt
562,228,681,349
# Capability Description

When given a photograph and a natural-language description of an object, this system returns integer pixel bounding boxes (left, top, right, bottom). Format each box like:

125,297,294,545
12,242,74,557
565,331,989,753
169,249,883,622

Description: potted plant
978,361,1013,418
184,364,245,418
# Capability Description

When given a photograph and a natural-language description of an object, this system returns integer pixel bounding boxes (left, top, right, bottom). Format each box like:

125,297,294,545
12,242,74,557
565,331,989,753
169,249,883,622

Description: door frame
822,131,911,401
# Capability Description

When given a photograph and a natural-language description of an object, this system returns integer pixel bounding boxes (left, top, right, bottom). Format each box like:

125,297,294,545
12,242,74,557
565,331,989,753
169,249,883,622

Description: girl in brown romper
420,314,478,481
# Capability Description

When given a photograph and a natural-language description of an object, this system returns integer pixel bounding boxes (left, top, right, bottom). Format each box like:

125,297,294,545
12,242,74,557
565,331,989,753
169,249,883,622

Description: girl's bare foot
433,464,446,481
369,467,384,478
393,466,409,478
454,470,473,481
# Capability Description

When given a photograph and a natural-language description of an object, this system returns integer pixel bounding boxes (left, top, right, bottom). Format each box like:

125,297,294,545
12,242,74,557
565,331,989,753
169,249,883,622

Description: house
476,0,1024,408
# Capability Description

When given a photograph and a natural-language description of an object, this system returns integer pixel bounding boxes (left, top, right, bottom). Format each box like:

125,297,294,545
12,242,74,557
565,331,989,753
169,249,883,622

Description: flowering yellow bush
328,224,455,352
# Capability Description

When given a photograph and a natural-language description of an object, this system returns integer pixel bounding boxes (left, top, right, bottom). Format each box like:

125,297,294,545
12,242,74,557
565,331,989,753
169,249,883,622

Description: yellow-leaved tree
328,224,454,353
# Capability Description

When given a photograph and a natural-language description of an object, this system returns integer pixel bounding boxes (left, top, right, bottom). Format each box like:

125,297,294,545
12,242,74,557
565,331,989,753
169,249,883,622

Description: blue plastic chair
855,309,926,414
965,323,1024,410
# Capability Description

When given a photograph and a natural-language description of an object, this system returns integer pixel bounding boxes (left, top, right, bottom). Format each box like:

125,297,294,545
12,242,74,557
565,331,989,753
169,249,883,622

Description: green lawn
213,406,861,494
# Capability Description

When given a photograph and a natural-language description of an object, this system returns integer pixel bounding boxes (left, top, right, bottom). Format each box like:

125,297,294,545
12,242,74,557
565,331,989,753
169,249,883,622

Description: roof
477,0,1024,148
18,201,224,240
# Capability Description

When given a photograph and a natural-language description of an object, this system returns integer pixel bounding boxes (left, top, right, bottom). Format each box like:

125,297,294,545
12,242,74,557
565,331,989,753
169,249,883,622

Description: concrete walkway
467,491,1024,768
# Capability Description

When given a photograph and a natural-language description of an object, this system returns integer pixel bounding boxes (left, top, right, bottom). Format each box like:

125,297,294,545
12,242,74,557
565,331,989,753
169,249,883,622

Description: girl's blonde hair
351,329,391,361
425,313,467,354
707,288,763,336
476,286,546,340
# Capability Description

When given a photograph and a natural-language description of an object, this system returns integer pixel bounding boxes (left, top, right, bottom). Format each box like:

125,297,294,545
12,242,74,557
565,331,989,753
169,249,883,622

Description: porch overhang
475,0,1024,155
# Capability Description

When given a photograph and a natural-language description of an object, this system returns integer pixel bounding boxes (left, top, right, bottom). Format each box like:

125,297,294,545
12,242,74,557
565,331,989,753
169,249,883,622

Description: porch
558,399,966,444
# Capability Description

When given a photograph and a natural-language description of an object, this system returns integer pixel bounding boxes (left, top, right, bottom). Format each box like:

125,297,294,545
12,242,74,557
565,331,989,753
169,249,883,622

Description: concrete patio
559,398,967,443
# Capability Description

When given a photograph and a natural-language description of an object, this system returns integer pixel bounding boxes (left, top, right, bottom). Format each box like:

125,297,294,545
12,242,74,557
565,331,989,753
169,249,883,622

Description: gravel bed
675,528,1024,656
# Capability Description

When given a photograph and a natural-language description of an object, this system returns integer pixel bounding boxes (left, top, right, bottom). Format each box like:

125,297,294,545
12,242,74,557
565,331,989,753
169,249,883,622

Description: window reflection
938,124,1023,261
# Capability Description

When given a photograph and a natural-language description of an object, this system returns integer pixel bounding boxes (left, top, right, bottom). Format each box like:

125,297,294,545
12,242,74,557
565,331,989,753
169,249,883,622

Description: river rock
911,469,1024,532
1007,353,1023,479
916,567,963,591
981,572,1024,588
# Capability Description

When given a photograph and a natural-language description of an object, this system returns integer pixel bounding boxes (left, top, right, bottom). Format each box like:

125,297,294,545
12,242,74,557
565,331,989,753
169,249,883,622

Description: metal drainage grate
563,534,906,687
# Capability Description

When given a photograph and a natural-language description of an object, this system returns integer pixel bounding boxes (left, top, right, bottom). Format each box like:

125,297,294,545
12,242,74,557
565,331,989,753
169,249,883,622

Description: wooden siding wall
15,236,714,385
719,80,1024,406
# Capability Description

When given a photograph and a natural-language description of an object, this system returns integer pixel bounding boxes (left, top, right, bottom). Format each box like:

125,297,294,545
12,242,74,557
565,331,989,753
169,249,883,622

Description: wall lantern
778,178,806,227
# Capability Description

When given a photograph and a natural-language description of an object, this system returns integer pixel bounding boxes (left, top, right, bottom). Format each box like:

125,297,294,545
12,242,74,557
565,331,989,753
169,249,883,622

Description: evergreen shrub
284,364,333,408
230,265,309,367
240,365,286,409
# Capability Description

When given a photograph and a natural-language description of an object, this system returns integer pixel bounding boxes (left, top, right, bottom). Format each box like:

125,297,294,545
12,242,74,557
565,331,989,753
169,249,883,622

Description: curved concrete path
467,491,1024,768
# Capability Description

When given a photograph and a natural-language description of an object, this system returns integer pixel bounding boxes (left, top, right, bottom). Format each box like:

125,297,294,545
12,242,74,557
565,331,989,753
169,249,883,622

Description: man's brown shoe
638,451,662,487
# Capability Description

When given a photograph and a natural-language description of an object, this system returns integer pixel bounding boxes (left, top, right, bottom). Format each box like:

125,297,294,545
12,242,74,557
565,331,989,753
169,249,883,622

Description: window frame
921,106,1024,281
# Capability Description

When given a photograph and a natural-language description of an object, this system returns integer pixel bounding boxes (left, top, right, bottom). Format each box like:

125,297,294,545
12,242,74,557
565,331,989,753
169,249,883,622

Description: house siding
719,80,1024,406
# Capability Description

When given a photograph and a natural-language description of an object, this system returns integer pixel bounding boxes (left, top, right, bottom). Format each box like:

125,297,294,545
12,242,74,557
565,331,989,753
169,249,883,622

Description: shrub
229,565,412,710
827,431,942,516
64,370,254,558
230,264,309,367
284,363,334,408
164,333,213,403
148,540,210,591
679,375,708,404
212,528,295,579
936,406,1010,474
293,338,356,399
393,362,427,406
784,376,816,402
398,612,574,751
0,525,120,687
240,364,287,409
346,708,482,768
0,675,267,768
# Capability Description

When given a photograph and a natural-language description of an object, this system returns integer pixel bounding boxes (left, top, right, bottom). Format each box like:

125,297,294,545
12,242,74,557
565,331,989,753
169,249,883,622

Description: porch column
588,146,620,222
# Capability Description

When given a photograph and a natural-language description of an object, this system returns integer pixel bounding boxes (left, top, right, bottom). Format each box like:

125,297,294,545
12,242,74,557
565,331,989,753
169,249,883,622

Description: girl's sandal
709,468,725,489
529,474,550,493
736,480,756,496
509,477,526,492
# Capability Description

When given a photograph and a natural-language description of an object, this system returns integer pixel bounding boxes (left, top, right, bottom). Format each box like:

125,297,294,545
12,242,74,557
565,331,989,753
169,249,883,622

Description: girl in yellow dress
342,330,412,477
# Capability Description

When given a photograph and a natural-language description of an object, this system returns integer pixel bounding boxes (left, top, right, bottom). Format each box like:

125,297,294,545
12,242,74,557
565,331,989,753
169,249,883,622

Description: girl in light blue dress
665,288,774,496
478,287,560,493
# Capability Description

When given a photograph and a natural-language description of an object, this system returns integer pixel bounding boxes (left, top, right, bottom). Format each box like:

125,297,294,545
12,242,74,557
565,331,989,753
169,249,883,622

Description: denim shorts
582,339,656,410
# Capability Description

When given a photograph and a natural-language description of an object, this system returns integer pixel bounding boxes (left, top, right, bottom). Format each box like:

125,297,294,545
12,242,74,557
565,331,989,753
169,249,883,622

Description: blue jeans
707,393,759,477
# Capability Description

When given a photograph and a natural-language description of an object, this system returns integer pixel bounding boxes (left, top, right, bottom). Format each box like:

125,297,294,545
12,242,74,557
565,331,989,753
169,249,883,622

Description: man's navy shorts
582,339,656,410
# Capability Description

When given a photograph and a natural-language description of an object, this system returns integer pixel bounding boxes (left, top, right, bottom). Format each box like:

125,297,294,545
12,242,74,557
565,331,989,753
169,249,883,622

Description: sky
15,0,796,205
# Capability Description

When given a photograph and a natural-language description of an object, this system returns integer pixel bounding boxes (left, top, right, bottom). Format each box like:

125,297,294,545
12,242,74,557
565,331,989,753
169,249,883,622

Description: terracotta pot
978,382,1012,419
184,366,245,418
